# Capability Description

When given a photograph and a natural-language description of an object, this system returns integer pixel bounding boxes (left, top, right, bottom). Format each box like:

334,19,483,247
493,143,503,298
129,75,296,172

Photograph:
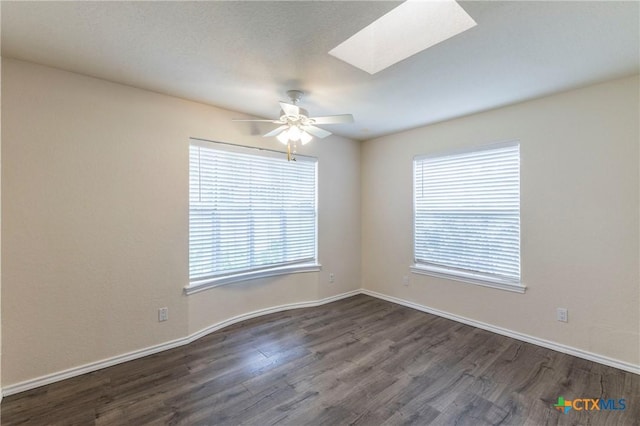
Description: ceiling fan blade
280,102,300,117
302,125,332,139
232,119,281,123
309,114,354,124
263,125,289,138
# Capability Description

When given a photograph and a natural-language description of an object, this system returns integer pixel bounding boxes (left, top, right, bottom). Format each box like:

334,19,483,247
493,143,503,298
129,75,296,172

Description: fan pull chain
286,141,298,162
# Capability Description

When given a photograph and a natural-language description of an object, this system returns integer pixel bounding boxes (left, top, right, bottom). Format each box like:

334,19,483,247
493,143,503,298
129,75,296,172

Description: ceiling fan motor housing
280,107,309,123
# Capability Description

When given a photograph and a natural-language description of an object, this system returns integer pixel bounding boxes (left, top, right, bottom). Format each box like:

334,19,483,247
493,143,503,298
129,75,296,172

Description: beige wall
1,57,637,389
362,75,640,366
1,58,361,386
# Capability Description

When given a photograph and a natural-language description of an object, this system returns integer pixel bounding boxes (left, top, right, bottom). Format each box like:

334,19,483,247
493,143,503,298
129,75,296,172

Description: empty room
0,1,638,425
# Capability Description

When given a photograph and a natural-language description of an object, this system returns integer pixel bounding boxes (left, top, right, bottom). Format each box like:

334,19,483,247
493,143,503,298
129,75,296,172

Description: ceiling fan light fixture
300,131,313,145
288,125,302,142
277,130,290,145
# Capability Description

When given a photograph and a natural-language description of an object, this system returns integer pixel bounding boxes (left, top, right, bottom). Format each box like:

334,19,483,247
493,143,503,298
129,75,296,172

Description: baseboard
361,289,640,375
4,287,637,397
2,289,361,397
2,335,189,397
186,289,362,344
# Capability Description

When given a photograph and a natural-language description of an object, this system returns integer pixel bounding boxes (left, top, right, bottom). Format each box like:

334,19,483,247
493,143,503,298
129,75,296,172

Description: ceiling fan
234,90,354,160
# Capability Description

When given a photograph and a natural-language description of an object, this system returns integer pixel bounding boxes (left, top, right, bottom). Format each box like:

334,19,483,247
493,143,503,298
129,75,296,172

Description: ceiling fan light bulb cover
277,131,290,144
288,126,301,141
300,131,313,145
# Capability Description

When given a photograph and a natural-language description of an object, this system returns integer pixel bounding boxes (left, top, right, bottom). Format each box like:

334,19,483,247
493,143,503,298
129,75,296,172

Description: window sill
185,263,322,295
410,264,526,294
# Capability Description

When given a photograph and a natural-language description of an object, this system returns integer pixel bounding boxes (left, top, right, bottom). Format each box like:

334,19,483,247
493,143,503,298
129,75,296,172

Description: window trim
412,140,524,293
186,138,319,294
410,264,526,293
185,262,322,295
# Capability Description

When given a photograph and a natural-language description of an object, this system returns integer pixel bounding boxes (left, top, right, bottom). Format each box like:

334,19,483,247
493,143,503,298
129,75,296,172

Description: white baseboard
186,289,361,344
3,336,186,397
2,289,361,397
4,287,637,397
361,289,640,376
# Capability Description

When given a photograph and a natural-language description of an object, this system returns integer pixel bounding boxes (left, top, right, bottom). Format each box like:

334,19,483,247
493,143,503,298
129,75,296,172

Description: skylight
329,0,477,75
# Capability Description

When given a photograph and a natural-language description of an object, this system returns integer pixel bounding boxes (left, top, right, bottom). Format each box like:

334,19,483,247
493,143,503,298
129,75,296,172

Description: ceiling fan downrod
286,90,304,105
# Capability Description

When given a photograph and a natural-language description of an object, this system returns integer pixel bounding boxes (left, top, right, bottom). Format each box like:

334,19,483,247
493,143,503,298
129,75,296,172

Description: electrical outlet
329,273,335,283
158,307,169,322
556,308,568,323
402,276,410,287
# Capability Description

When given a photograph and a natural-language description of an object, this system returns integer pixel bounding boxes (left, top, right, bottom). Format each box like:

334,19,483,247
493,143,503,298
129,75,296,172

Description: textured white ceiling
2,1,638,140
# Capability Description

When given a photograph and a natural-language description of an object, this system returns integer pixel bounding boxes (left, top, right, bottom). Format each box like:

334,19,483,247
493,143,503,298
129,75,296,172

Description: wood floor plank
2,295,638,425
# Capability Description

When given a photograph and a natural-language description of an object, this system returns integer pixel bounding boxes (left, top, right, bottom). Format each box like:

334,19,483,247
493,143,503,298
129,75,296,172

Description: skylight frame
329,0,477,75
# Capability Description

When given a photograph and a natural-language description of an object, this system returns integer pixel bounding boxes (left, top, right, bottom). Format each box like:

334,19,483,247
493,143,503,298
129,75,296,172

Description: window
188,139,318,293
412,142,522,292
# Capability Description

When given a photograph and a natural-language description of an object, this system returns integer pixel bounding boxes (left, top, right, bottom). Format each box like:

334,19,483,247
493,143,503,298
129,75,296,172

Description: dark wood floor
2,295,639,425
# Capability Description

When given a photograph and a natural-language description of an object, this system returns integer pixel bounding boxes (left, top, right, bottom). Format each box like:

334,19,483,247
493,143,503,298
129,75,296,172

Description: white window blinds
414,143,520,286
189,140,317,284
